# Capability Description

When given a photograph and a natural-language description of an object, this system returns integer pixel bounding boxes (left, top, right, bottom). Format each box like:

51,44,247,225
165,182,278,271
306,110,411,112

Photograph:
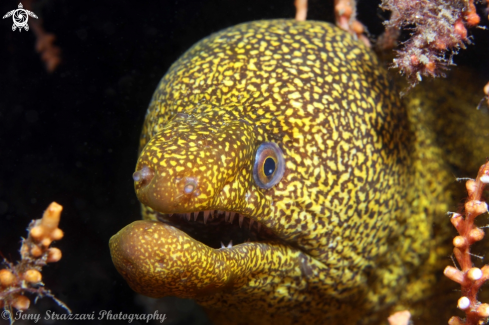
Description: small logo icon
3,3,38,32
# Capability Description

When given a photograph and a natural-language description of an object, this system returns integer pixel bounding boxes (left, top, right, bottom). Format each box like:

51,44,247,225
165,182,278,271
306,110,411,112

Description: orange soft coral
444,162,489,325
0,202,69,323
380,0,481,89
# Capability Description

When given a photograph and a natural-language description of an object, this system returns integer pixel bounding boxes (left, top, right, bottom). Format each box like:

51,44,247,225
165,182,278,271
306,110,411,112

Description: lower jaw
109,220,298,299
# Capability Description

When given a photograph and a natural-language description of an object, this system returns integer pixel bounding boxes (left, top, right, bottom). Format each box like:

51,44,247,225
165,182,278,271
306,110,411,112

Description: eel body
109,20,489,324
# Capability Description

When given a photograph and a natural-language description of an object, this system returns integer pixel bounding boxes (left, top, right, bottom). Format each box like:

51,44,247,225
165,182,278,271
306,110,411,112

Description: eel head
109,20,412,324
109,107,334,304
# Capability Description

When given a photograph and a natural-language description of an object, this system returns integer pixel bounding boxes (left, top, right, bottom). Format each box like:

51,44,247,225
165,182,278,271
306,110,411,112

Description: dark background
1,0,488,324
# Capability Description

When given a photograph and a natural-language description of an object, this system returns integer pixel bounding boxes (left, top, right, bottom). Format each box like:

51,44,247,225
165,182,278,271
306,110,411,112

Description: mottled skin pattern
109,20,489,324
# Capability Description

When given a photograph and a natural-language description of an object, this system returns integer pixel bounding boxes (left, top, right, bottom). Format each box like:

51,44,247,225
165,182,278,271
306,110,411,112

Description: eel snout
131,113,270,217
133,158,203,213
132,165,154,186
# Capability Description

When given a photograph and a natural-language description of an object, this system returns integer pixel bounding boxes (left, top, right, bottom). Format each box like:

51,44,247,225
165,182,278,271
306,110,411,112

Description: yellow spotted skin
109,20,489,324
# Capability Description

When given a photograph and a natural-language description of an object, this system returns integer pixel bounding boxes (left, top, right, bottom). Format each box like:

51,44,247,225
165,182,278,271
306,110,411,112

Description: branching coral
297,0,483,88
295,0,370,46
379,0,480,88
294,0,308,22
444,162,489,325
334,0,370,46
0,202,69,323
388,310,412,325
24,0,62,73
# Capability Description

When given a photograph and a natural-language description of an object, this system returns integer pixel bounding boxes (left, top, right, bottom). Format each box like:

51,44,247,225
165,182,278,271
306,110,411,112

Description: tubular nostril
184,183,195,194
133,171,142,182
183,178,198,195
133,165,154,184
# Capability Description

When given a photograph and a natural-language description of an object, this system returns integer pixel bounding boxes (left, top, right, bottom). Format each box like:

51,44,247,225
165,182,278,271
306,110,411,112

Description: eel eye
253,142,285,189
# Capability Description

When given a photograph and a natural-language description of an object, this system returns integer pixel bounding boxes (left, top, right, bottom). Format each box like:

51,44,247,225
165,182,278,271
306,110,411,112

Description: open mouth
155,210,278,249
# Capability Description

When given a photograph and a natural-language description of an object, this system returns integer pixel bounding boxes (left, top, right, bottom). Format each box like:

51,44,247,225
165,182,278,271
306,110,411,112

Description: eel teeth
220,240,233,249
174,210,264,235
203,210,210,223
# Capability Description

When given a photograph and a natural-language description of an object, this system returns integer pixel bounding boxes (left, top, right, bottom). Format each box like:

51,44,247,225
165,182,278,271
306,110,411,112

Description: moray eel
109,20,489,324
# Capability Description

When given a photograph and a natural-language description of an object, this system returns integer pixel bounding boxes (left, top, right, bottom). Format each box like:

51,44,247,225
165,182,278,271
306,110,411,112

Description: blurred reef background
1,0,489,324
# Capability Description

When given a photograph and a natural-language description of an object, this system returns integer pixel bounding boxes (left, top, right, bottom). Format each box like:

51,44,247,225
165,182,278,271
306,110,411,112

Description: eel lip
109,220,226,298
110,220,320,300
109,220,272,298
